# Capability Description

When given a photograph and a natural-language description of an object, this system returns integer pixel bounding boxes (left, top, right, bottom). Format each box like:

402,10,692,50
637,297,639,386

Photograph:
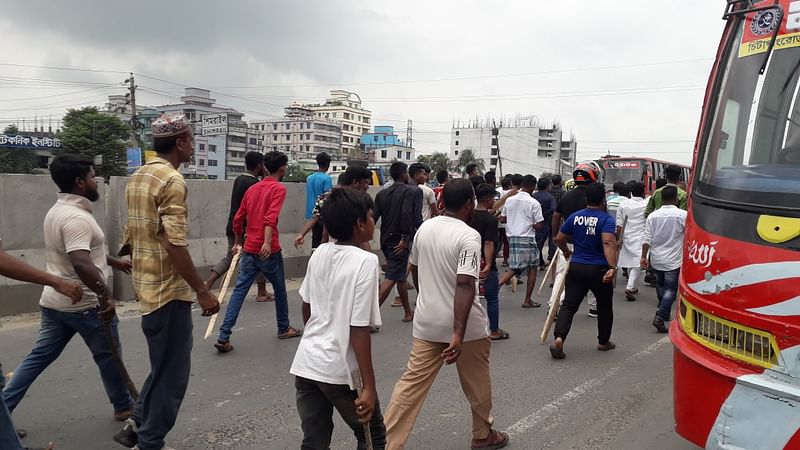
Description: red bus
673,1,800,448
597,156,690,195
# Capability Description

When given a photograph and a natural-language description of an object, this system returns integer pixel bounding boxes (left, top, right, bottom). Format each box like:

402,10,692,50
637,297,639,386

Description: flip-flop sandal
256,294,275,302
471,430,509,450
549,344,566,359
490,329,510,340
402,315,414,323
278,328,303,339
521,302,542,308
214,341,234,353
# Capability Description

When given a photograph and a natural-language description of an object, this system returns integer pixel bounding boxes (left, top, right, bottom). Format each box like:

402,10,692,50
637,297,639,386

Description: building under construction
450,116,577,177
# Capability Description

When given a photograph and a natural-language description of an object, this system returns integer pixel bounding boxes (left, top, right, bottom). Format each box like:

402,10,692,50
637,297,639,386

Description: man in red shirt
215,151,302,352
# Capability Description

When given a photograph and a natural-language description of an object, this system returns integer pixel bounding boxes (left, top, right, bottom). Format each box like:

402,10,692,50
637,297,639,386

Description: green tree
58,107,130,176
0,124,37,174
457,149,485,174
283,164,309,183
417,152,451,175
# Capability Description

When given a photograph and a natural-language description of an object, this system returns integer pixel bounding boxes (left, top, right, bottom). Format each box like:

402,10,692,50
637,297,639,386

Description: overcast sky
0,1,727,165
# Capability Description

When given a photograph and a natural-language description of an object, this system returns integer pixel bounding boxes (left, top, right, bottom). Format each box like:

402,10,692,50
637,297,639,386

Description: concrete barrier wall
0,174,381,316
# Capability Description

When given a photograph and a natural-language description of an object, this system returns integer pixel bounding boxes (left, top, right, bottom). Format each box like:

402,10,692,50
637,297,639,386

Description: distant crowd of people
0,111,689,450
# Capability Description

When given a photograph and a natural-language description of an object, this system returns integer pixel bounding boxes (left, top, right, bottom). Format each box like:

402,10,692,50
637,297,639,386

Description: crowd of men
0,112,689,450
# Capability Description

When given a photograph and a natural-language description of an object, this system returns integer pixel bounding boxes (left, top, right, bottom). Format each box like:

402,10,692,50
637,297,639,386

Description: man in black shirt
206,151,272,301
374,162,415,322
471,183,508,340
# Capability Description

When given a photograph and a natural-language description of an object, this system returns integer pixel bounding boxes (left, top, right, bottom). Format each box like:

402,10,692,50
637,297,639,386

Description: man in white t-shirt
499,175,545,308
641,186,687,333
384,179,508,450
3,154,136,423
290,188,385,449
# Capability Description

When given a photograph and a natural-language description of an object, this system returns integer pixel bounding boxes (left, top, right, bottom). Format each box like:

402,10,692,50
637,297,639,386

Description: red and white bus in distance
597,156,690,195
674,1,800,449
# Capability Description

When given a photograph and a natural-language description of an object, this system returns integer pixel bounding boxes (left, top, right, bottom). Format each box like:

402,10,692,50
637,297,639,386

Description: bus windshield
601,160,644,187
697,9,800,212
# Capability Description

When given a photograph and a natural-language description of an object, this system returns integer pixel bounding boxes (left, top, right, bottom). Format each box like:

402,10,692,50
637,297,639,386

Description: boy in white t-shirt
290,188,385,449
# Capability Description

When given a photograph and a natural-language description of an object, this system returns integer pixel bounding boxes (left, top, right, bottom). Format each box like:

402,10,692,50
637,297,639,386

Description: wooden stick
204,250,241,340
540,256,569,344
537,248,562,296
351,369,374,450
614,216,628,288
96,282,139,400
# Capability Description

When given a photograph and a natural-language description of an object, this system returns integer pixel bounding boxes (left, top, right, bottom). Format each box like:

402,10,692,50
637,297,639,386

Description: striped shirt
123,157,193,314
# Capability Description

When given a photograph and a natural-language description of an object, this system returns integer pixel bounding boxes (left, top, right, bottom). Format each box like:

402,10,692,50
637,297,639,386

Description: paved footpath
1,275,702,450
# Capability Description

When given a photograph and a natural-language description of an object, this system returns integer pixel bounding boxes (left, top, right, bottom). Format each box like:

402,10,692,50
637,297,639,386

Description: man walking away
532,177,556,270
617,182,647,301
495,176,514,267
412,164,438,220
206,151,272,302
4,155,135,424
408,163,427,232
641,186,687,332
305,152,333,249
471,184,508,340
384,179,508,450
433,170,448,212
499,175,545,308
552,164,601,318
290,188,386,449
216,151,302,352
114,112,220,450
606,182,628,222
546,174,565,263
550,183,618,359
645,165,688,217
0,235,82,450
464,163,480,178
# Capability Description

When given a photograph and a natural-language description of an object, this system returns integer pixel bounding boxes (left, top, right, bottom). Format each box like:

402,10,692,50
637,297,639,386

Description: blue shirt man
305,152,333,219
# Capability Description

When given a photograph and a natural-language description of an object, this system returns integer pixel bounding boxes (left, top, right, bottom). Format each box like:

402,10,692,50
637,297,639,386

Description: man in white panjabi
616,181,647,301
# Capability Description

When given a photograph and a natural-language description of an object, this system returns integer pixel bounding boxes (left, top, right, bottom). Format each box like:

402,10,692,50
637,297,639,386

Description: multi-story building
304,90,372,158
251,103,342,161
359,125,416,164
156,88,260,180
450,116,577,177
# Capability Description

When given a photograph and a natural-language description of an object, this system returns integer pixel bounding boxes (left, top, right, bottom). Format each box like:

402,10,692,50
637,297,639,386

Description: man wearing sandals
498,175,545,308
471,183,509,341
384,179,509,450
550,183,619,359
215,151,302,352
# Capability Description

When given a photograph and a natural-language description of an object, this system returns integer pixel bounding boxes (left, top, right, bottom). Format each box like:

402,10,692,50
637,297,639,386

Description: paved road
1,274,702,450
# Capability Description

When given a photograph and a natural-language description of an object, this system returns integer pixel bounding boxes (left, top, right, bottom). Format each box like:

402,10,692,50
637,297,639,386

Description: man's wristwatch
609,266,618,270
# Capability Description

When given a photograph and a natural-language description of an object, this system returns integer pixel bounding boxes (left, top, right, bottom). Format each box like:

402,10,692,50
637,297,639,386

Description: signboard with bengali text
0,134,62,149
202,113,228,136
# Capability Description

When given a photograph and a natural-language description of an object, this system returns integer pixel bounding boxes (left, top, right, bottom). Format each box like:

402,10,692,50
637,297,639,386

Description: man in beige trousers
384,179,509,450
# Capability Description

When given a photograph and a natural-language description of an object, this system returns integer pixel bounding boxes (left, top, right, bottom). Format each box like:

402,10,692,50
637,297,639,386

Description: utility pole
492,120,502,176
125,73,141,145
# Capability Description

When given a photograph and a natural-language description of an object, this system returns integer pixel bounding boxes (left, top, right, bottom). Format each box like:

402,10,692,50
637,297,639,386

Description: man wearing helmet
551,162,603,317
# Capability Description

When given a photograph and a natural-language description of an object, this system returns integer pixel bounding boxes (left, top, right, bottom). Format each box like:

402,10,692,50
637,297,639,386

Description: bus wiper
724,0,784,74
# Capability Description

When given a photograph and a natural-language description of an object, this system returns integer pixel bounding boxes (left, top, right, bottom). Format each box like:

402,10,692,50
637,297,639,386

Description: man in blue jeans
0,236,82,450
215,151,302,352
4,155,136,422
471,183,508,340
305,152,333,249
641,186,687,333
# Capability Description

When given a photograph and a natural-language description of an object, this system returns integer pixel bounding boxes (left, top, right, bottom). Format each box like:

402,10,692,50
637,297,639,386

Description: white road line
505,336,671,438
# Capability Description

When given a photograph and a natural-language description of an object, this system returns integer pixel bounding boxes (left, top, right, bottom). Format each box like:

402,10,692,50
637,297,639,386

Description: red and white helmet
573,161,601,185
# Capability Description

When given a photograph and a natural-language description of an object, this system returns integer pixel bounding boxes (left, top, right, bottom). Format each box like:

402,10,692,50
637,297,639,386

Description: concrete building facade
450,116,577,177
251,103,342,161
304,90,372,158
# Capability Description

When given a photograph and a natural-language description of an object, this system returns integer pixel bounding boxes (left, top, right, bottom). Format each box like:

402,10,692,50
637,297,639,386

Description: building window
344,112,350,120
300,134,304,140
306,133,310,140
332,112,337,118
199,159,205,166
373,136,378,142
306,122,311,129
455,130,460,136
285,134,290,140
381,150,387,158
455,140,459,146
249,138,257,145
199,144,205,151
490,158,497,166
209,144,216,153
274,135,278,141
273,124,277,130
397,150,402,159
208,160,218,167
454,150,459,156
273,146,277,151
285,123,291,129
306,145,310,151
406,152,411,160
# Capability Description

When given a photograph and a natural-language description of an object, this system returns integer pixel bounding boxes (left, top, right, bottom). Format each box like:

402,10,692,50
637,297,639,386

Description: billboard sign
126,147,142,173
202,113,228,136
0,134,62,149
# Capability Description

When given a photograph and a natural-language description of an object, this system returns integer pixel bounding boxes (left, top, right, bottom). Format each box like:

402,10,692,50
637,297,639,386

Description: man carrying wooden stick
113,112,219,450
290,188,385,449
550,182,618,360
3,155,136,424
